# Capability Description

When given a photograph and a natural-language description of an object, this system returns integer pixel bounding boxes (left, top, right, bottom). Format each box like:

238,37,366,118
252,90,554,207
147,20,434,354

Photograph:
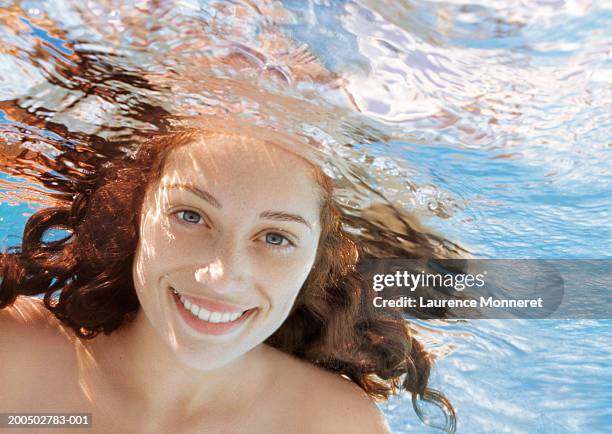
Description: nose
195,259,224,283
193,247,249,295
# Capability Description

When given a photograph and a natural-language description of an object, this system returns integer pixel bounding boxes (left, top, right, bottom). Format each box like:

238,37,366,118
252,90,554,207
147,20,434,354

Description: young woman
0,128,455,433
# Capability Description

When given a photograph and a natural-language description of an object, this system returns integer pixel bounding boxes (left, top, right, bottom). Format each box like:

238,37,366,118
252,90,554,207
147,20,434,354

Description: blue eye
177,210,204,225
265,232,289,246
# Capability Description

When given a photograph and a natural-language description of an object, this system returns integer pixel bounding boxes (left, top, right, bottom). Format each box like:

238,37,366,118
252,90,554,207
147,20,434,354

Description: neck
75,308,269,416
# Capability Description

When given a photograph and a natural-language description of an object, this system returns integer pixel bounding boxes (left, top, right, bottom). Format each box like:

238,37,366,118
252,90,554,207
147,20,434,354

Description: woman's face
132,134,323,369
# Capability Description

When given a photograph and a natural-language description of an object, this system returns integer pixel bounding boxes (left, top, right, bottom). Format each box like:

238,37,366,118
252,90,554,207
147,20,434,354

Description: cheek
131,242,161,311
260,248,319,315
133,209,193,279
131,209,181,302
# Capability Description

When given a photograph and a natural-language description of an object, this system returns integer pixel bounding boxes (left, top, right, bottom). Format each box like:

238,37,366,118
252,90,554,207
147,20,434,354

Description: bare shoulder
266,346,391,434
0,297,85,411
310,374,391,434
0,296,69,339
0,296,75,376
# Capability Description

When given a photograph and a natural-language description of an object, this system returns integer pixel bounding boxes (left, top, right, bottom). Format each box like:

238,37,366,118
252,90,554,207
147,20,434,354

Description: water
0,1,610,432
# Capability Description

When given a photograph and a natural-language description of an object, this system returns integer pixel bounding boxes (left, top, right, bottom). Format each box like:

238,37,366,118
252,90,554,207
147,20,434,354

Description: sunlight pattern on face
128,134,322,371
195,259,224,284
0,1,607,431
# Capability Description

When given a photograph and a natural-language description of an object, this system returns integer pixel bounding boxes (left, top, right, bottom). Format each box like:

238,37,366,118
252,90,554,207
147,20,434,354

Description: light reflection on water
0,1,610,432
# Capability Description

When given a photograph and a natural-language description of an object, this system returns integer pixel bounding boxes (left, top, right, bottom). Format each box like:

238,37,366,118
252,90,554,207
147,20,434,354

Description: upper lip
170,286,256,313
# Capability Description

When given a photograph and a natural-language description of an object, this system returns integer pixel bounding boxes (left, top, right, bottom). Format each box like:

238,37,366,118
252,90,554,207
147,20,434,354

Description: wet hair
0,130,456,433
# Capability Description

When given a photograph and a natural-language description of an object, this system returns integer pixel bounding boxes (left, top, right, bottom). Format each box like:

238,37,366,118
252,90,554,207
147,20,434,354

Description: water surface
0,1,610,432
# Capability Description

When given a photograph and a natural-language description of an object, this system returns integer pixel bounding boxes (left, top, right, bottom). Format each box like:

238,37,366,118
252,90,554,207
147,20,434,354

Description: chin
172,341,255,371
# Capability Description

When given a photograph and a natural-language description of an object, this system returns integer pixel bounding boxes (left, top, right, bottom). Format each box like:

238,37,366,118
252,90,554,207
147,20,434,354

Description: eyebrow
166,184,221,209
259,211,312,230
165,184,312,230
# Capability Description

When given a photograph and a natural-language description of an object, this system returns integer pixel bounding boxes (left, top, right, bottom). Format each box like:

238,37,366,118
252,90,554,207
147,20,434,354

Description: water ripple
0,1,610,432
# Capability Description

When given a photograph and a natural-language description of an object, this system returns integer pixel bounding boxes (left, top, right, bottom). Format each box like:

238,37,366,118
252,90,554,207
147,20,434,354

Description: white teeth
175,290,245,323
197,308,211,321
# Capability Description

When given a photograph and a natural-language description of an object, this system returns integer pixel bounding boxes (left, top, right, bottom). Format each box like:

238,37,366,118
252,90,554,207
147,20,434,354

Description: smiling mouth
170,287,255,324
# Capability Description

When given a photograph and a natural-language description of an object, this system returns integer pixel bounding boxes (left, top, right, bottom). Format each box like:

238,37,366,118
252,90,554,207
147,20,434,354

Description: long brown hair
0,130,456,433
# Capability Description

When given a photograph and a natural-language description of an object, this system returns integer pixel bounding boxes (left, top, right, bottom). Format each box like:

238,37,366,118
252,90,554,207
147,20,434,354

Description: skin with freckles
0,134,390,434
132,135,322,369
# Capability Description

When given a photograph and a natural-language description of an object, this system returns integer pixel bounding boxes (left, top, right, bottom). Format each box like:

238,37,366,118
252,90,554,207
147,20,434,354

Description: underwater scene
0,1,610,433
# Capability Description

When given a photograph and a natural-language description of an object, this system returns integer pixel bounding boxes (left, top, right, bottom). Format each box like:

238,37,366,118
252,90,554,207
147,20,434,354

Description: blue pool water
0,1,610,433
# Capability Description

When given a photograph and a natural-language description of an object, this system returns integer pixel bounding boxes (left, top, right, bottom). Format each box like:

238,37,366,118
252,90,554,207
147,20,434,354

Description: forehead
157,134,322,213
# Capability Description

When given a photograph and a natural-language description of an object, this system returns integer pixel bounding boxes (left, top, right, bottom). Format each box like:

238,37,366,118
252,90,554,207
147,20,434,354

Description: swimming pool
1,1,610,432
